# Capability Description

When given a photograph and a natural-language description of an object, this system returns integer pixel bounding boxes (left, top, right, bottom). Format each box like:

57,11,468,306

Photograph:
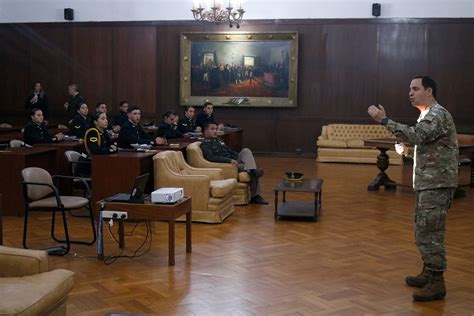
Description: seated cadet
77,111,117,177
178,106,201,134
23,108,64,145
113,100,129,130
157,111,185,140
195,102,216,130
200,122,268,204
118,105,167,149
68,103,91,138
95,101,117,132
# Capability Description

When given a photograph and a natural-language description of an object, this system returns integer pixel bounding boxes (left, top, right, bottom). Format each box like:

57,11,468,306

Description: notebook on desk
105,173,150,204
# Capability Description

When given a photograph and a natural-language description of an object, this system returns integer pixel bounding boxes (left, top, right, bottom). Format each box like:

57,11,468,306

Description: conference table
0,147,57,216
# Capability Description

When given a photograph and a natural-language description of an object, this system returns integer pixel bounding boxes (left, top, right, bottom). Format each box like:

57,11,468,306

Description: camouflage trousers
414,188,455,272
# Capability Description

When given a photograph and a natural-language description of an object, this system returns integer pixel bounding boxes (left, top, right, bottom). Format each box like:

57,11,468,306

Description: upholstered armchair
153,151,237,223
0,246,75,316
186,141,251,205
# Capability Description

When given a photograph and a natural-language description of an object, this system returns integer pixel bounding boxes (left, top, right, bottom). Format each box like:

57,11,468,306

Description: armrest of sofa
317,125,328,141
183,165,223,181
0,246,48,277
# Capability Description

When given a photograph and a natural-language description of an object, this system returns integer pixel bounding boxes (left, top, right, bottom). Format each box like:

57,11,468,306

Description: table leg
98,209,104,260
368,147,396,191
274,191,278,221
186,210,192,253
283,191,286,203
118,220,125,249
314,192,318,221
168,220,175,266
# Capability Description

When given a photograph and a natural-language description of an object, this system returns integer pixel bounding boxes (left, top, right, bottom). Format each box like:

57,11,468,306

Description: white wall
0,0,472,23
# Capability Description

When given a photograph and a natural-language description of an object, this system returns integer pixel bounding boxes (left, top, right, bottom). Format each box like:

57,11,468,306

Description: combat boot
405,266,429,288
413,271,446,302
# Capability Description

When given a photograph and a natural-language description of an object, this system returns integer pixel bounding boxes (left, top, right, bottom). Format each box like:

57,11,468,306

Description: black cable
102,220,153,265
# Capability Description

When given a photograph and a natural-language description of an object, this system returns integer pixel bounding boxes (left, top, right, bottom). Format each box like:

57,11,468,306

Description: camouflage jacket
384,103,458,191
200,138,238,163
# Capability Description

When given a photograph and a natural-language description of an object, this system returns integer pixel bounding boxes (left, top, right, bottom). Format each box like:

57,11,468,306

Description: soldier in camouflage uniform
200,122,268,205
368,76,458,302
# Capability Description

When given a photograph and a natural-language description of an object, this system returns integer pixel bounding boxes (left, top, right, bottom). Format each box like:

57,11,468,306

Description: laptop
105,173,150,203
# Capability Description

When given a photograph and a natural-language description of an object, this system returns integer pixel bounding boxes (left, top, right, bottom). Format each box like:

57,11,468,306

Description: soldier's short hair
163,111,175,119
413,75,437,98
203,122,217,131
119,100,128,107
203,101,213,108
127,105,140,113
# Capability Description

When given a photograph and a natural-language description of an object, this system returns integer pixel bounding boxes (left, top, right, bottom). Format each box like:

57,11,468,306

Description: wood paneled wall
0,19,473,153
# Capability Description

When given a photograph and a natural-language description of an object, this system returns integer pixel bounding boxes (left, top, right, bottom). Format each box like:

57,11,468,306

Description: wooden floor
2,157,473,315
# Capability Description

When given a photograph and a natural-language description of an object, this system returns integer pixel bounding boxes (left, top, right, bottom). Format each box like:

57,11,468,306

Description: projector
151,188,183,203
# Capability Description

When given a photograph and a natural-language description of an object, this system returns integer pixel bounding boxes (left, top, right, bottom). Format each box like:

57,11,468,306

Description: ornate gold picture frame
180,32,298,108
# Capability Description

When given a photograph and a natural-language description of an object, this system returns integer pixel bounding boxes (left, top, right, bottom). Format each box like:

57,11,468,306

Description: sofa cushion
210,179,236,198
0,246,48,277
0,269,74,316
317,139,347,148
347,139,370,149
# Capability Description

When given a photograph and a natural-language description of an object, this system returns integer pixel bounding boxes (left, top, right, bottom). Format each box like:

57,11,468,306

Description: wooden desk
219,129,243,152
34,140,86,194
91,152,155,212
0,147,57,216
98,197,192,265
363,138,398,191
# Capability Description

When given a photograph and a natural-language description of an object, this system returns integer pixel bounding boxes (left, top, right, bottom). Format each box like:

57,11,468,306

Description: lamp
191,0,245,28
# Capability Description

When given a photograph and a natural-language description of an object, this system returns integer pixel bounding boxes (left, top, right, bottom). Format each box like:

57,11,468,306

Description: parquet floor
2,157,473,315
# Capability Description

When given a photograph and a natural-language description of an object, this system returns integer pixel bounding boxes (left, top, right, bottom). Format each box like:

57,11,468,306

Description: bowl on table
285,172,304,181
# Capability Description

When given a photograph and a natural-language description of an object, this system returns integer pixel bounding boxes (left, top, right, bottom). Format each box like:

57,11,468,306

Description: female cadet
68,103,91,138
76,111,117,177
23,108,64,145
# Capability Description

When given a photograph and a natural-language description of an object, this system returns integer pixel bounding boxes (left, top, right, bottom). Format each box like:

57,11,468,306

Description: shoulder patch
74,125,81,128
89,137,98,143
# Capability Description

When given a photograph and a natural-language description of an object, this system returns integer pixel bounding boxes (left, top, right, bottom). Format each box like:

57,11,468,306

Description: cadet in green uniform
23,108,64,145
157,111,184,140
177,106,199,134
77,111,117,177
200,122,268,205
368,76,458,302
68,103,91,138
118,105,167,149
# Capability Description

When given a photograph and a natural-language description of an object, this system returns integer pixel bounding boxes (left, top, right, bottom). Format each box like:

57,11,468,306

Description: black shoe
250,195,269,205
248,169,264,178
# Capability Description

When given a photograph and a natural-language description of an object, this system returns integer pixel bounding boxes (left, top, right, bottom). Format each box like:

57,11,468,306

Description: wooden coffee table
273,179,323,221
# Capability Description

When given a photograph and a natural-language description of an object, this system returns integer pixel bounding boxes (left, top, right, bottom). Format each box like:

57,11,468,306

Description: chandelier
191,0,245,28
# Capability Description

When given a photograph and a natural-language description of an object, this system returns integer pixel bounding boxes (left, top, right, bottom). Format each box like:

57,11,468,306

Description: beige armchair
153,151,237,223
186,141,251,205
0,246,74,316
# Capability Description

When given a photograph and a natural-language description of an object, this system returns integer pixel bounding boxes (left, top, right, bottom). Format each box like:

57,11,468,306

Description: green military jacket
384,103,458,191
200,138,238,163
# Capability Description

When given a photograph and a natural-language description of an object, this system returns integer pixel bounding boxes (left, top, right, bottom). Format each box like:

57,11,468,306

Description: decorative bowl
285,172,304,181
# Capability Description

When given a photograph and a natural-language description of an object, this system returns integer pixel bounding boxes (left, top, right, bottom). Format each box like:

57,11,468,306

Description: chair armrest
52,175,92,198
0,246,48,277
200,162,237,179
157,174,211,212
183,166,223,181
22,181,62,207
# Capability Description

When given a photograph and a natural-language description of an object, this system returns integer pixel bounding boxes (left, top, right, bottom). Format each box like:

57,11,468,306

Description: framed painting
180,32,298,108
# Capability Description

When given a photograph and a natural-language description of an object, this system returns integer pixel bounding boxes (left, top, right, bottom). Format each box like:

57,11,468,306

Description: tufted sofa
316,124,402,165
153,151,237,223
